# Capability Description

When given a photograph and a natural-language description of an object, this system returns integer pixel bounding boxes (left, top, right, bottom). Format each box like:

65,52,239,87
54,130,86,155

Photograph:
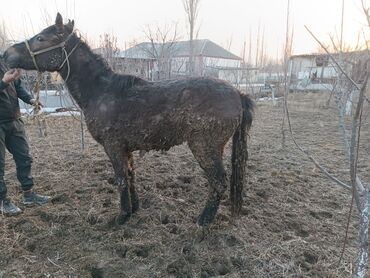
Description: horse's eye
36,36,44,42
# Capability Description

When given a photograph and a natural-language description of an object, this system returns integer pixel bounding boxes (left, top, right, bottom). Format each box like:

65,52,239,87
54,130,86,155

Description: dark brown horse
4,13,254,226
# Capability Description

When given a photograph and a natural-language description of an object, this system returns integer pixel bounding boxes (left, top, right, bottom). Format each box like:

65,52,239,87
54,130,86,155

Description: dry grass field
1,93,369,277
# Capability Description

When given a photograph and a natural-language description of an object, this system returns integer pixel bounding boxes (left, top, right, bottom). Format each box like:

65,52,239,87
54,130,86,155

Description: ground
1,93,369,277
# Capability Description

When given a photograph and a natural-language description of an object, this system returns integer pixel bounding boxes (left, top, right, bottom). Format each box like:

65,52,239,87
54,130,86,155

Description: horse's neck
61,42,113,110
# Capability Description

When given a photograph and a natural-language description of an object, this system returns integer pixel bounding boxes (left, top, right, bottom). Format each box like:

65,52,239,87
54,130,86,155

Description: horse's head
4,13,74,72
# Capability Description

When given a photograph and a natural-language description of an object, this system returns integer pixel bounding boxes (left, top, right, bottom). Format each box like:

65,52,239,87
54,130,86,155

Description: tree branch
304,25,361,91
284,105,351,191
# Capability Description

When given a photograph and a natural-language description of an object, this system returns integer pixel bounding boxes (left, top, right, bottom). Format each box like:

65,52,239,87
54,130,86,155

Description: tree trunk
355,191,369,278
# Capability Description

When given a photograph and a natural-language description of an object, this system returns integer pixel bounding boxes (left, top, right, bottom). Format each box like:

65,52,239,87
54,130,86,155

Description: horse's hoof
197,207,218,227
115,213,131,225
198,200,219,227
131,202,139,214
197,214,212,227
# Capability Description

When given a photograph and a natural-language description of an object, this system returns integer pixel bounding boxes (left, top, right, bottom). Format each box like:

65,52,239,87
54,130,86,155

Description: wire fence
20,71,86,150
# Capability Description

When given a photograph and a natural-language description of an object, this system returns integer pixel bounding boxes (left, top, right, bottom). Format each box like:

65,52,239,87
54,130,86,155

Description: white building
289,50,369,91
119,39,242,83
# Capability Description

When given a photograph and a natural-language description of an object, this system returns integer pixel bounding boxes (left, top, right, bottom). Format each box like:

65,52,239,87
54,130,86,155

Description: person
0,62,50,215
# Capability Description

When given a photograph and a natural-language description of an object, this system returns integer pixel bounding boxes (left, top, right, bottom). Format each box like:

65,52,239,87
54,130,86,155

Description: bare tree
361,0,370,27
259,26,266,67
142,23,180,80
248,28,253,66
282,1,370,275
281,0,293,148
283,2,370,274
255,23,261,67
182,0,201,76
303,28,369,276
99,33,120,71
0,21,9,53
224,36,233,51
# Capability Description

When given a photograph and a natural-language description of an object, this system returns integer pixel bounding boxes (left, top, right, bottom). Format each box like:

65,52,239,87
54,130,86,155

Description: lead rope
59,41,81,83
61,48,70,82
32,72,47,137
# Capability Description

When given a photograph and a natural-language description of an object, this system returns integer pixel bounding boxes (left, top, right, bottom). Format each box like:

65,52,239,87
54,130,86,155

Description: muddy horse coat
4,13,254,226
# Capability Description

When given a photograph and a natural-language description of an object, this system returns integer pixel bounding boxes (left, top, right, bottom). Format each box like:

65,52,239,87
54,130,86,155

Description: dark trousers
0,118,33,200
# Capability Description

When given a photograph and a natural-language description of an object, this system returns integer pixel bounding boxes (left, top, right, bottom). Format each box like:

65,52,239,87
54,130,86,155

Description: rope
61,48,71,82
32,73,42,114
31,72,47,137
24,32,81,84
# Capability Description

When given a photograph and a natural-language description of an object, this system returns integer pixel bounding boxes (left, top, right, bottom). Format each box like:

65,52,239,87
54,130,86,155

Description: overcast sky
1,0,368,60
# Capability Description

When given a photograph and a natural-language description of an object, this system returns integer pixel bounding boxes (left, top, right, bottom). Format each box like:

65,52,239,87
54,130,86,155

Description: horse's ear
55,13,64,33
65,19,74,33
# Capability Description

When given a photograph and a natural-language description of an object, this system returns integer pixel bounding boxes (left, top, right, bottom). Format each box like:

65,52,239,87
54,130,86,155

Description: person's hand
2,69,21,84
30,99,44,107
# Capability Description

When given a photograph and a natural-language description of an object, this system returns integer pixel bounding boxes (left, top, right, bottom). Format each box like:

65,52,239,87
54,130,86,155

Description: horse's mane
71,34,148,91
110,73,147,90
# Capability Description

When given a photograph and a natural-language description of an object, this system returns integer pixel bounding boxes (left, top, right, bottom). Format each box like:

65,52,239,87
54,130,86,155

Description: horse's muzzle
3,48,15,67
3,46,26,69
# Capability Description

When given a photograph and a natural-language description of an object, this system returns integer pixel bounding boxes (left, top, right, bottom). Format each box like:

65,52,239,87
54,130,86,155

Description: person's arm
0,80,9,90
1,69,40,106
14,79,34,105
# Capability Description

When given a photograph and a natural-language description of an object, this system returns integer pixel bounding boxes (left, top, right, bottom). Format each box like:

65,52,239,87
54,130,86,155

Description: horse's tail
230,93,254,215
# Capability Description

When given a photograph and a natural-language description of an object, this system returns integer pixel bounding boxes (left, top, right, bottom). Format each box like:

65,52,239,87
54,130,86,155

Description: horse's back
136,77,243,119
176,77,242,119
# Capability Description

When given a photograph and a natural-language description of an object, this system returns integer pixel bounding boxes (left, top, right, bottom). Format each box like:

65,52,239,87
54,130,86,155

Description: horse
4,13,254,226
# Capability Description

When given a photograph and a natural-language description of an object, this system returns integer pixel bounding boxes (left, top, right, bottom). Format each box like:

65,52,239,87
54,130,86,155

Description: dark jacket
0,79,33,123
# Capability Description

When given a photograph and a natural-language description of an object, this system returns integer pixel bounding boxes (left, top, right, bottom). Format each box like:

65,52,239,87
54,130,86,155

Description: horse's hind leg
128,152,139,213
188,139,227,226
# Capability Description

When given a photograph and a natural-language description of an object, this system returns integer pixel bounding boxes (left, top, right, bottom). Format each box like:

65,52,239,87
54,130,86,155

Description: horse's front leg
104,144,132,224
128,152,140,213
117,175,132,224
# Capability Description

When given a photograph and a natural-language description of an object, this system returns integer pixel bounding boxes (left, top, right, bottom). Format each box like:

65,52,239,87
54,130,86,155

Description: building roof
290,49,369,59
119,39,241,60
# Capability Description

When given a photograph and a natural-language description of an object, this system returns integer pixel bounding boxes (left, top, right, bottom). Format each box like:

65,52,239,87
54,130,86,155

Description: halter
24,33,80,82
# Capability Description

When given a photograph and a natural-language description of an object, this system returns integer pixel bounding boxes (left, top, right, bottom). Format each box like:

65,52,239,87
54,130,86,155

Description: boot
0,198,22,215
22,191,50,206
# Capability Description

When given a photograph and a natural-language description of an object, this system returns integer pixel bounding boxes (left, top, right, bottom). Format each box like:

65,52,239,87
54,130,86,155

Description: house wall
202,57,241,69
290,56,348,80
169,56,241,84
116,56,242,83
289,56,340,91
170,57,188,75
116,58,154,79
